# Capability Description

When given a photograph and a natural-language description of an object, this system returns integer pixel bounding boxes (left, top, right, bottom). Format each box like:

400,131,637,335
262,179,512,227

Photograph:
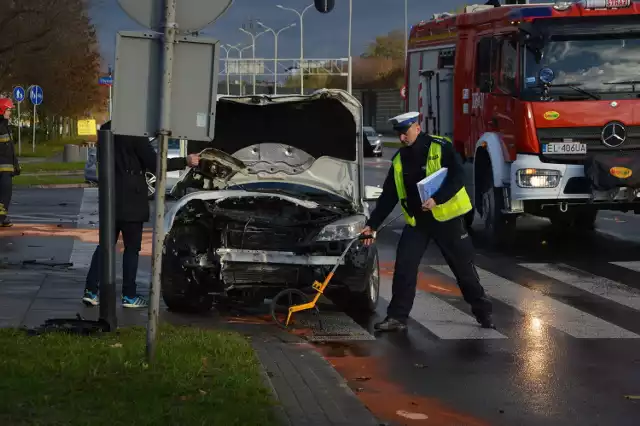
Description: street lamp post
276,3,313,95
404,0,408,61
347,0,352,94
239,27,267,95
228,44,252,95
220,45,232,95
257,21,296,95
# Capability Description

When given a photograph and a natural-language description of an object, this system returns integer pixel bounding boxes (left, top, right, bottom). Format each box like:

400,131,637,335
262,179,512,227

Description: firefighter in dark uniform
361,112,495,331
0,98,20,228
82,121,200,308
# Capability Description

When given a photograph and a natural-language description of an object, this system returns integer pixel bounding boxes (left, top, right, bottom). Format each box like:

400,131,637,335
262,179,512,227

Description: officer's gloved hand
360,226,376,247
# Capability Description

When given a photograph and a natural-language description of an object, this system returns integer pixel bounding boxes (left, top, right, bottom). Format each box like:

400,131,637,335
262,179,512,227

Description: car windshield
363,127,377,137
523,34,640,99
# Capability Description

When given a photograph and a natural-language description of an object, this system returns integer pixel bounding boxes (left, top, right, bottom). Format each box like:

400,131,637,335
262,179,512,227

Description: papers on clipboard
417,167,447,203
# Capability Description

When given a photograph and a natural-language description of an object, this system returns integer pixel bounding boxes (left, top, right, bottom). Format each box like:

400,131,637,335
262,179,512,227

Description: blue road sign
29,85,43,106
12,86,25,103
99,76,113,86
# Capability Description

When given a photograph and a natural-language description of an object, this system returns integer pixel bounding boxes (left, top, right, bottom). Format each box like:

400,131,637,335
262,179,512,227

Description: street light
239,27,267,95
404,0,408,61
347,0,352,94
227,44,252,95
257,21,296,95
219,45,232,95
276,3,314,94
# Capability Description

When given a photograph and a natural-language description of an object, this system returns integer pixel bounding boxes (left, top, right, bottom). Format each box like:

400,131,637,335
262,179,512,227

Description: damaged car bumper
216,248,345,266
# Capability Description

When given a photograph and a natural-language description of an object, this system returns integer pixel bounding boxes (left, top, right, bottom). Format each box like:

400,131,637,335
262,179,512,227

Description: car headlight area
314,215,367,241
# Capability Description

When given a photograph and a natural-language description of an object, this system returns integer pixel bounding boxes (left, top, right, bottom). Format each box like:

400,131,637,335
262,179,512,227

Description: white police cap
389,112,419,131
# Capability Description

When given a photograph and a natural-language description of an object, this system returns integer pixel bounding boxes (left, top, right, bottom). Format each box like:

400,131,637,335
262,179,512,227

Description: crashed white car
161,89,382,314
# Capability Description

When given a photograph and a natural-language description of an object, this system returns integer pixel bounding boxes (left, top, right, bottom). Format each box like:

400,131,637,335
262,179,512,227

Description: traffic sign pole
28,85,43,153
12,86,25,155
146,0,176,363
108,66,113,120
17,101,20,156
32,102,36,153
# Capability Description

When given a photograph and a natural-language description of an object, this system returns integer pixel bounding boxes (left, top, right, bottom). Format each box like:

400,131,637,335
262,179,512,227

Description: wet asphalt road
3,151,640,425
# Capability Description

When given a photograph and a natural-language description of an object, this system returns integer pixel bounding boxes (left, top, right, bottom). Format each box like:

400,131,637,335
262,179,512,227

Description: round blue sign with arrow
29,85,43,106
12,86,25,103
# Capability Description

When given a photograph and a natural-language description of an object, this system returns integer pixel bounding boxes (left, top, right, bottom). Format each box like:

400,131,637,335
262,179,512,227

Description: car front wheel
348,247,380,314
161,224,214,314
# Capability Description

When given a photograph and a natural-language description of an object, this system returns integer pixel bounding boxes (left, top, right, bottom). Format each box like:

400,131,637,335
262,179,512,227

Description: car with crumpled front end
160,89,383,315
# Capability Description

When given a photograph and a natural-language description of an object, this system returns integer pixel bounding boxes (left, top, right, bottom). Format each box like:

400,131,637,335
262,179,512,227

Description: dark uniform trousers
0,171,12,220
85,221,143,299
388,216,492,322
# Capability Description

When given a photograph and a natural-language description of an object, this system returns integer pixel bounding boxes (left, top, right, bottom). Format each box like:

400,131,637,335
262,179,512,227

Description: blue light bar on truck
507,6,553,20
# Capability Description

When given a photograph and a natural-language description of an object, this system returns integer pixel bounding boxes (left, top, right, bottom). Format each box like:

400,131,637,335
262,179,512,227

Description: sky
88,0,475,69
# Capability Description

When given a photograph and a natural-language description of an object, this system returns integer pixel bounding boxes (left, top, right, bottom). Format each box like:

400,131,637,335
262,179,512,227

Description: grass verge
20,161,86,173
13,175,88,186
0,325,278,426
18,138,88,159
383,141,402,148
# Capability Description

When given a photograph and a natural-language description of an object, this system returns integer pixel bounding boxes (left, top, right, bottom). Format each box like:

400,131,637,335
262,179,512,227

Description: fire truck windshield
522,34,640,100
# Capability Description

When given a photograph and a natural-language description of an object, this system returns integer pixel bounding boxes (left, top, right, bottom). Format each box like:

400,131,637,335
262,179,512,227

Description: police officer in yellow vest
361,112,494,331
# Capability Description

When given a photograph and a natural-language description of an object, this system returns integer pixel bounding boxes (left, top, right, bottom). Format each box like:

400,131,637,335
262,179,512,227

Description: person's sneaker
1,217,13,227
82,290,99,306
374,316,407,332
122,295,148,308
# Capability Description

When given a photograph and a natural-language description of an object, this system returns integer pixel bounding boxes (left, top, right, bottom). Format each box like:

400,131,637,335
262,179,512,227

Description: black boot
374,316,407,332
475,313,496,329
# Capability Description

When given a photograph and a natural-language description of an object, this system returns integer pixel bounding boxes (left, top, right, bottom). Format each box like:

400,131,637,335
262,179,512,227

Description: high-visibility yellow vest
392,135,472,225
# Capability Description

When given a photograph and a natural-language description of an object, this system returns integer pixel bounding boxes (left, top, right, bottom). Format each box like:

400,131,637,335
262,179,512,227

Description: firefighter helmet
0,98,14,116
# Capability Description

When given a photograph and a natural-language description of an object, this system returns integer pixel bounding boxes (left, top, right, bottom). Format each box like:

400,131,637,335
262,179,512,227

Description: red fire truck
404,0,640,244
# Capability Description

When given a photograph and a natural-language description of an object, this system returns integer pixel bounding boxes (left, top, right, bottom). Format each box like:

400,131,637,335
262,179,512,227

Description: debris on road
396,410,428,420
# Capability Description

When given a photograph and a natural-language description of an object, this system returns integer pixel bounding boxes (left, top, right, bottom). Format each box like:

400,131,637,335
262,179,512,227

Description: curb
14,183,94,189
21,171,84,176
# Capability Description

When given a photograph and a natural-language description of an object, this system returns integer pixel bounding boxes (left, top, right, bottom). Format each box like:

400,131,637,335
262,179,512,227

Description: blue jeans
85,221,144,299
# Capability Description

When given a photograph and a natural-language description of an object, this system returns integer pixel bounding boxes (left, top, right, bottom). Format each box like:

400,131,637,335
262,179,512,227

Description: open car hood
171,89,364,203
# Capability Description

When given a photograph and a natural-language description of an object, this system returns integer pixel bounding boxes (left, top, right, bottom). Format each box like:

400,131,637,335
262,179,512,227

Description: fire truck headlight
517,169,561,188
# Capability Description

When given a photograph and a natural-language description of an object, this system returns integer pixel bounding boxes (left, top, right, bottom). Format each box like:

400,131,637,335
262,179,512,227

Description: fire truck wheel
477,165,516,246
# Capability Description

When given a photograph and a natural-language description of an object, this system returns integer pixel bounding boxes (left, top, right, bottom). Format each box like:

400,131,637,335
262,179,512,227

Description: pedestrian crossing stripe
432,265,640,339
346,262,640,342
519,263,640,312
610,261,640,273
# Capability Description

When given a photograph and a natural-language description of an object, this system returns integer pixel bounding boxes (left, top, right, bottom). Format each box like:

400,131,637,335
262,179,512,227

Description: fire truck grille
537,126,640,150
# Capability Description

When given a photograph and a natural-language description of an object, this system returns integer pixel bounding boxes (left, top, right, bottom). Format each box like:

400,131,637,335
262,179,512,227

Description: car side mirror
377,134,382,137
364,185,382,201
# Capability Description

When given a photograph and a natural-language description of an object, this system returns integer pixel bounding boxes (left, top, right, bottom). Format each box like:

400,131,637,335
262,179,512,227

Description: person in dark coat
0,98,20,227
82,121,200,308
